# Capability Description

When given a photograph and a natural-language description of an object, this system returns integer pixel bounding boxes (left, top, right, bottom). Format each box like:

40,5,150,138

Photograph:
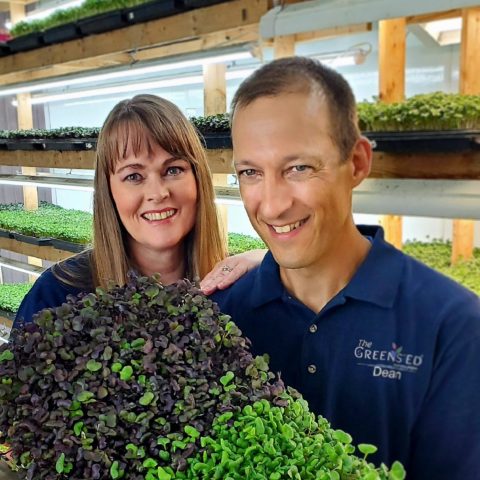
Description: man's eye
291,165,310,173
239,169,257,177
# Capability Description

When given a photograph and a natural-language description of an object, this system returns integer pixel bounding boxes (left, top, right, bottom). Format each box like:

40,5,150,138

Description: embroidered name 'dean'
354,339,424,380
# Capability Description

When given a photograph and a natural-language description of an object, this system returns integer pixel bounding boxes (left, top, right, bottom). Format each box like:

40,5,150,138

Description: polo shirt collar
342,226,403,308
249,225,403,309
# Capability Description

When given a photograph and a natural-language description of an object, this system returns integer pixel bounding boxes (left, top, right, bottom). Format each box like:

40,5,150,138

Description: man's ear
350,136,372,187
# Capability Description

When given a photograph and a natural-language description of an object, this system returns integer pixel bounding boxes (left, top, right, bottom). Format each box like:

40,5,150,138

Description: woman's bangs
104,117,156,173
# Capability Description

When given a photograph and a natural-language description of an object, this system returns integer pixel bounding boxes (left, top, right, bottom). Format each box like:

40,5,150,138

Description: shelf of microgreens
0,204,478,320
0,93,479,337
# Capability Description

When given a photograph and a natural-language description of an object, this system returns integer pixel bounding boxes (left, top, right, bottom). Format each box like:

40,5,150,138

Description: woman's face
109,142,198,260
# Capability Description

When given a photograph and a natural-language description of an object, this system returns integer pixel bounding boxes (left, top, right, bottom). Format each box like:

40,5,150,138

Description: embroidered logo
354,339,424,380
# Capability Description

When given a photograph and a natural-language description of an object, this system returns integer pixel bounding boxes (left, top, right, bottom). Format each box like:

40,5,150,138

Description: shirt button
307,364,317,374
309,324,317,333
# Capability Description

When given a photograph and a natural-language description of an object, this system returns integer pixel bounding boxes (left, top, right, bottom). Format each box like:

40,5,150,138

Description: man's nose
258,176,293,220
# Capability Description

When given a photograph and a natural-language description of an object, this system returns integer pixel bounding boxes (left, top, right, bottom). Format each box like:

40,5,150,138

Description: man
211,57,480,479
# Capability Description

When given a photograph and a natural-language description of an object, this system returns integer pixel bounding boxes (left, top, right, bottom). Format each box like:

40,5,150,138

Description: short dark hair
231,56,360,161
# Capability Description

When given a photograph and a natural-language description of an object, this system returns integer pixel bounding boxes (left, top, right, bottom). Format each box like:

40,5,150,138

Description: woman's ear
350,136,372,187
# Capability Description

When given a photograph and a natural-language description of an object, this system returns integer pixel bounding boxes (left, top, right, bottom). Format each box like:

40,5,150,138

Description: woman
14,94,262,327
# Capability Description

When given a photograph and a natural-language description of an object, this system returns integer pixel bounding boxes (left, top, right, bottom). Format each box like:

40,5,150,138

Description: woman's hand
200,249,267,295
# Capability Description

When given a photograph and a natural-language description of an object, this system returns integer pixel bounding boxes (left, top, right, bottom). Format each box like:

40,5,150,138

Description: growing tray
0,138,97,151
77,10,127,36
7,32,44,53
11,232,52,246
50,238,87,253
43,23,81,45
202,132,232,149
364,130,480,153
0,228,13,239
124,0,184,24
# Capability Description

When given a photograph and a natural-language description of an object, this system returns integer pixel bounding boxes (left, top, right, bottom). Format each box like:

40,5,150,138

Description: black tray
182,0,229,8
78,10,127,36
12,232,52,246
124,0,184,24
364,130,480,153
0,228,13,239
51,238,86,253
0,42,11,56
202,132,232,149
0,138,97,151
43,22,81,44
7,32,44,53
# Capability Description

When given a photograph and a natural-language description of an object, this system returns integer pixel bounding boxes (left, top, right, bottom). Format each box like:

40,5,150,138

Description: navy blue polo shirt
212,226,480,479
14,264,85,328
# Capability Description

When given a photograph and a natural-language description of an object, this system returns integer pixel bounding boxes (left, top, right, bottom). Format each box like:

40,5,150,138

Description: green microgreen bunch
178,397,406,480
0,275,404,479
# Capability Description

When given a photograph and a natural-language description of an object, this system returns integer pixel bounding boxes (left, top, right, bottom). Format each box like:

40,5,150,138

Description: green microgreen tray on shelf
0,202,92,244
1,93,480,141
10,0,151,38
0,204,478,299
357,92,480,132
0,283,32,313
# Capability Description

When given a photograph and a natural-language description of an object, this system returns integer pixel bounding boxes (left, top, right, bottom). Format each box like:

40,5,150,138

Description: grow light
0,257,43,277
0,51,253,98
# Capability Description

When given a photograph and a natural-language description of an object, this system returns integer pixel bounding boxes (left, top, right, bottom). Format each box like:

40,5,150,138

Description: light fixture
312,43,372,68
11,67,258,105
0,51,253,98
0,173,94,191
0,258,42,277
422,18,462,46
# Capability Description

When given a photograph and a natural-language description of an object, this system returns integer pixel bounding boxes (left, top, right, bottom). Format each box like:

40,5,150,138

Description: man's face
232,91,360,271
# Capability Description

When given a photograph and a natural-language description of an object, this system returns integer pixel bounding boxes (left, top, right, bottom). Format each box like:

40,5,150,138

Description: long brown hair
55,94,226,289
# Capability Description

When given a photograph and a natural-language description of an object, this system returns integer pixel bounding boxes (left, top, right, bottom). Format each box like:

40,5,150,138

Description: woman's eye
124,173,142,182
166,166,184,176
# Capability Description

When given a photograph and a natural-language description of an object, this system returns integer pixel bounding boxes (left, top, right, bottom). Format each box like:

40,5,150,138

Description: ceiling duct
260,0,479,39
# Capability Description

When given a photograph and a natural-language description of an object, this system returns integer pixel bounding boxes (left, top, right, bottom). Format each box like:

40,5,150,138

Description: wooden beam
378,18,406,104
406,9,461,25
273,35,295,58
0,236,73,262
0,24,259,86
0,0,268,77
1,148,480,179
0,149,96,169
379,215,403,249
452,219,475,263
460,7,480,94
452,6,480,264
378,17,406,250
16,93,39,212
294,23,372,43
203,63,226,116
369,151,480,180
204,62,228,235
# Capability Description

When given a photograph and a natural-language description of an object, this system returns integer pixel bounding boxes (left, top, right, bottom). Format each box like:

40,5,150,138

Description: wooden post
452,7,480,263
10,4,42,281
203,63,228,235
378,18,406,250
273,35,295,59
